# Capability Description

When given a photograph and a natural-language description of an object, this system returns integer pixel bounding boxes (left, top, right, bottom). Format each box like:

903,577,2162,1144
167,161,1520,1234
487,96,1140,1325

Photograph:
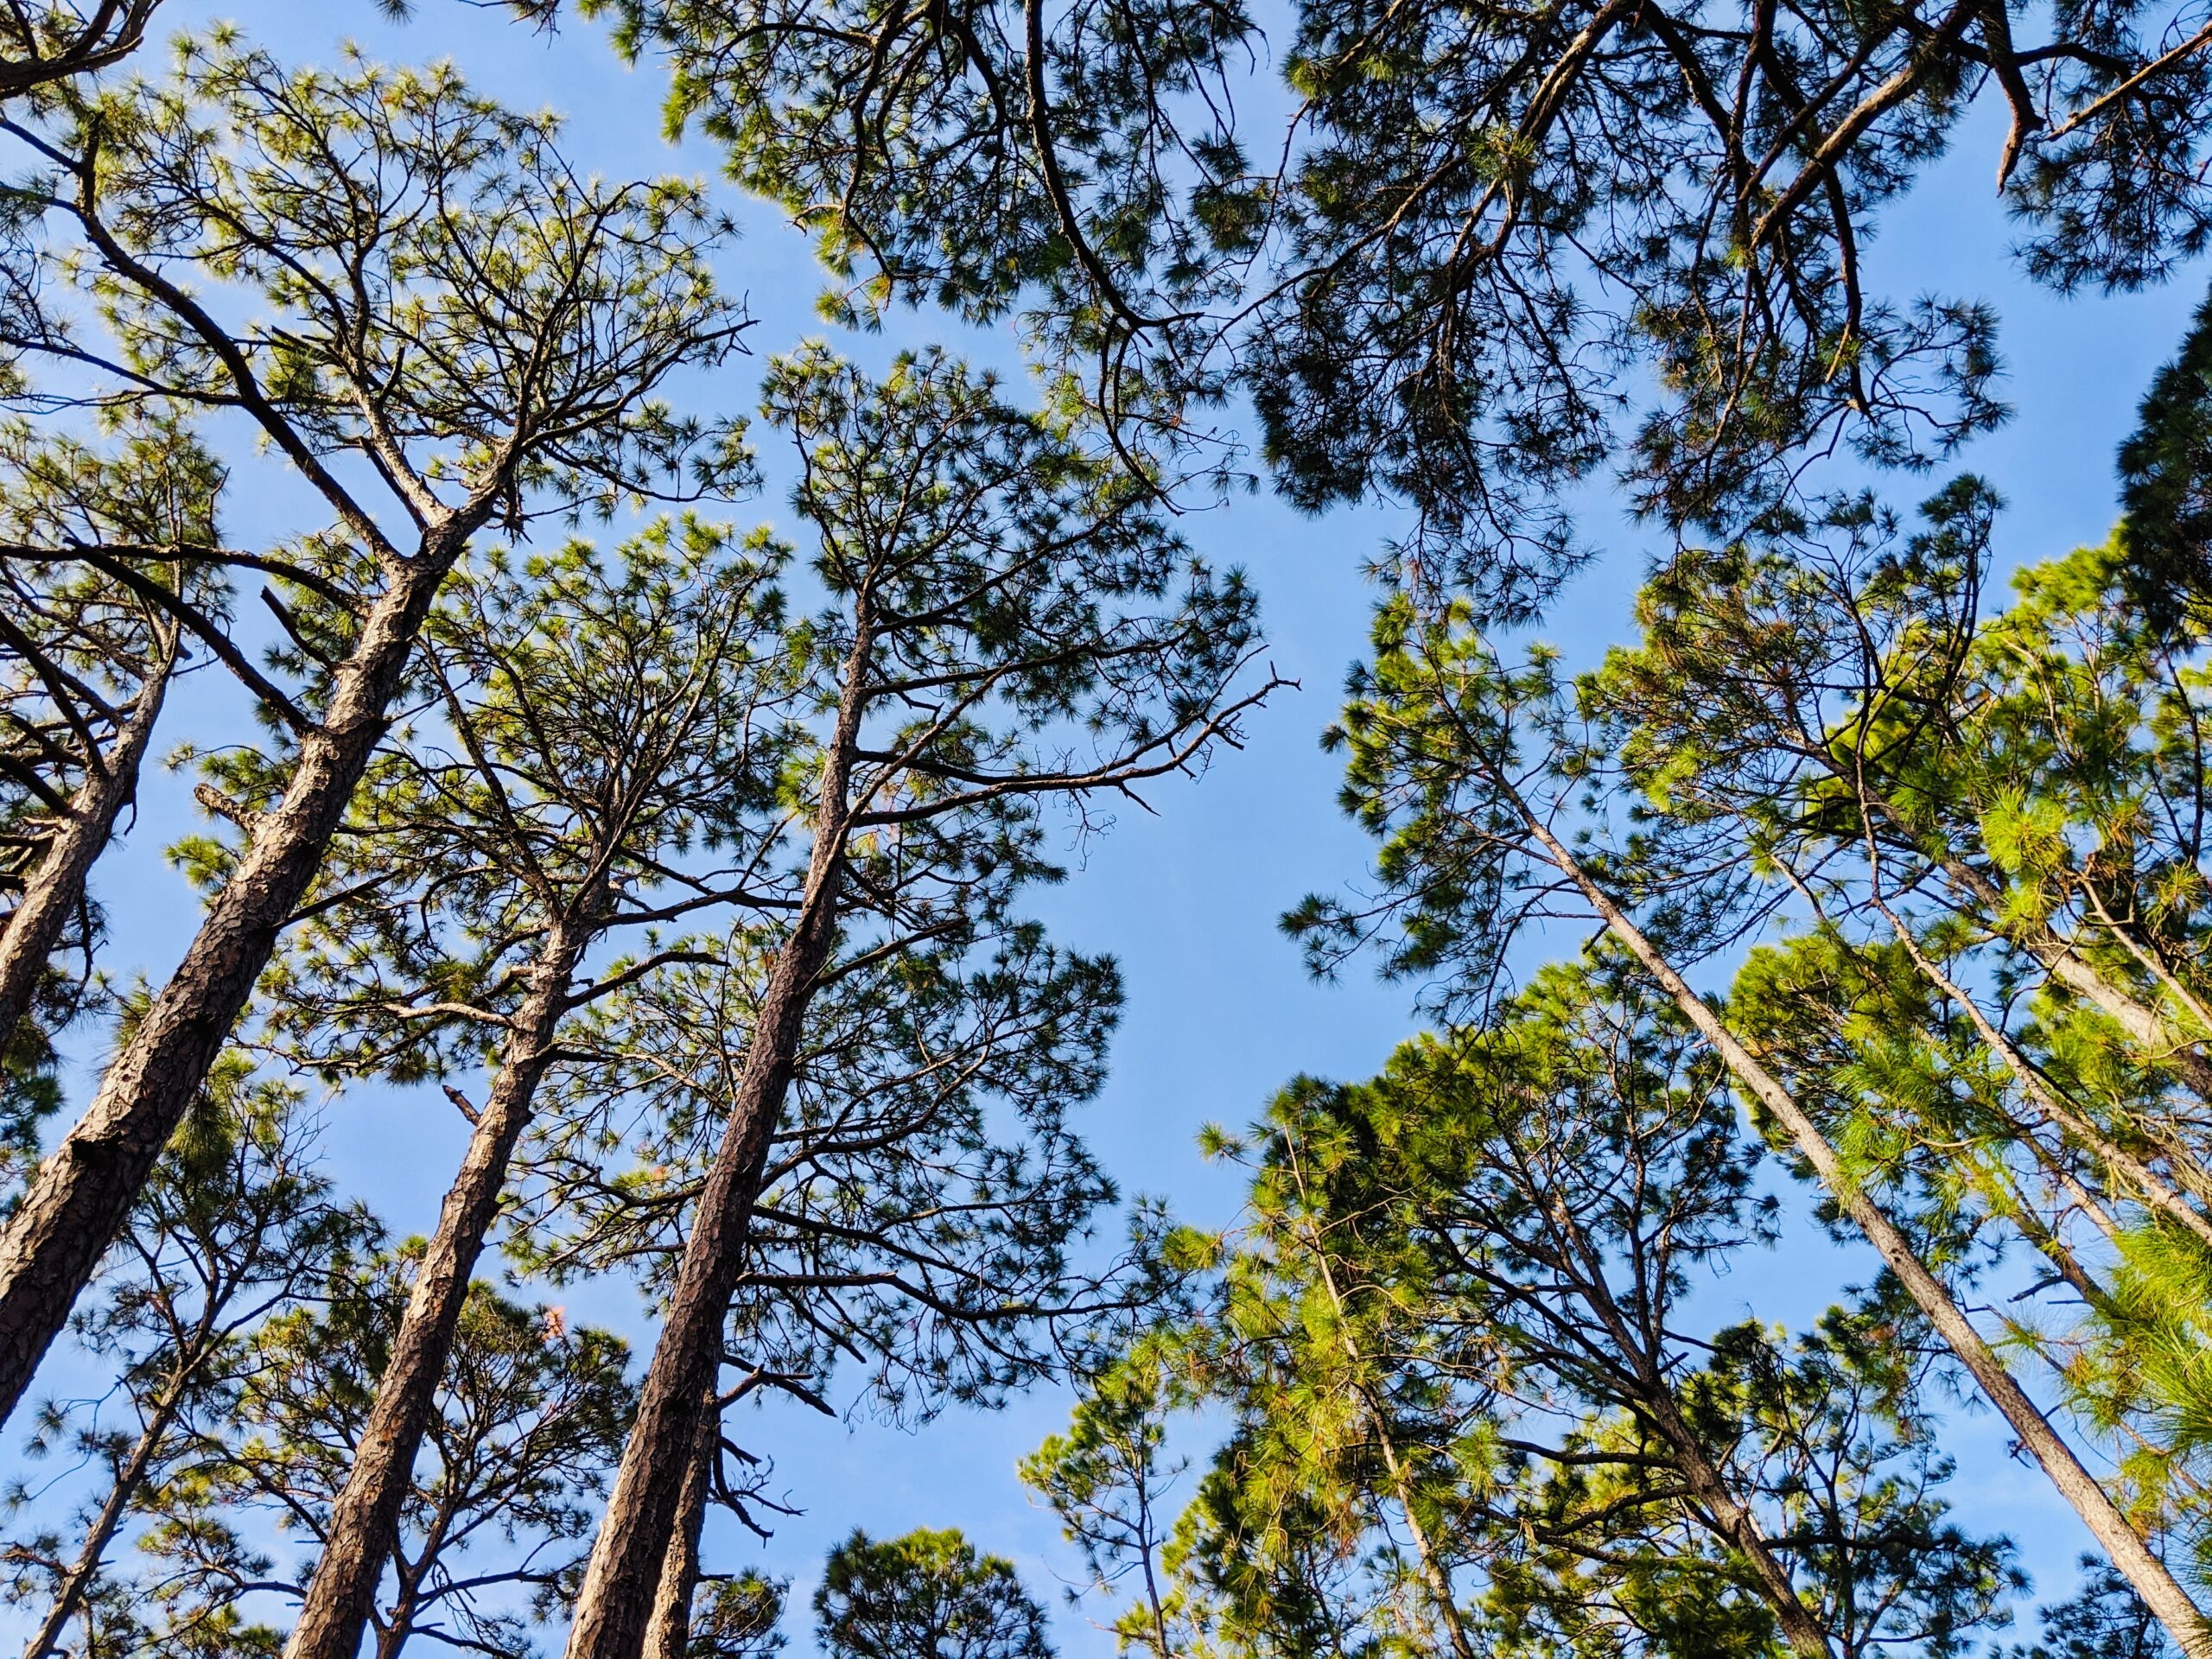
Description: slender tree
1020,1333,1201,1659
511,906,1184,1643
512,918,1136,1411
558,344,1274,1659
1202,961,2018,1659
239,520,787,1659
0,37,751,1422
3,1052,374,1659
1572,490,2212,1532
0,413,224,1055
1031,963,2016,1659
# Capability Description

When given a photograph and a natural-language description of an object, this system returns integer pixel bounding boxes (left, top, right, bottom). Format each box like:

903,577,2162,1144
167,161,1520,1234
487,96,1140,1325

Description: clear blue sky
12,1,2209,1651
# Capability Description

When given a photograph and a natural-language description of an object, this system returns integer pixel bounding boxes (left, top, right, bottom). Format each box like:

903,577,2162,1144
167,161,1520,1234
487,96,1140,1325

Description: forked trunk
561,880,840,1659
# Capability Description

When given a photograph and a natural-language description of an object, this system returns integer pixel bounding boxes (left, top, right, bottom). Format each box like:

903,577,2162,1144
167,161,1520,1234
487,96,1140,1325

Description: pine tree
0,36,751,1424
246,519,788,1659
1287,537,2212,1647
559,345,1274,1659
813,1529,1053,1659
2119,281,2212,629
0,414,223,1058
3,1052,374,1659
158,1249,634,1659
0,3,164,101
523,0,2212,597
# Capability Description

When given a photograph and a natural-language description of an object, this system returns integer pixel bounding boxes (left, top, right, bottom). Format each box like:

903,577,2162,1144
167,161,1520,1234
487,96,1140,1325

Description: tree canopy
0,3,2208,1658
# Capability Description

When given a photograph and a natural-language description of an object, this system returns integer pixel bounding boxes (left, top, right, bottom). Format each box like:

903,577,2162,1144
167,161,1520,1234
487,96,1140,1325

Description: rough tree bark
281,920,582,1659
0,652,173,1052
0,518,480,1423
642,1394,722,1659
563,627,872,1659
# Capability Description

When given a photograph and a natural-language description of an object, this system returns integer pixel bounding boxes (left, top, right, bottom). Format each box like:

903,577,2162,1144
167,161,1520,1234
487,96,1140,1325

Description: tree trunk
563,627,871,1659
1522,1168,1836,1657
283,922,581,1659
21,1379,181,1659
1281,1149,1484,1659
1635,1380,1834,1659
0,525,469,1426
644,1393,721,1659
1510,798,2212,1658
0,658,170,1053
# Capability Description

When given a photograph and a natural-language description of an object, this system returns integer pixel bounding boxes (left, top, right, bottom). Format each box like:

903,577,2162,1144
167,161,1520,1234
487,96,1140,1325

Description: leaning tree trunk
0,521,474,1425
282,921,582,1659
21,1370,186,1659
643,1393,722,1659
1507,793,2212,1658
0,652,172,1053
563,629,870,1659
1633,1375,1834,1658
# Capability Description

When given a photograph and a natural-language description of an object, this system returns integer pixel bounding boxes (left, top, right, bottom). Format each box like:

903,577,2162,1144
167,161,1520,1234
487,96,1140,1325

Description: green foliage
2120,281,2212,631
509,341,1265,1431
3,1052,375,1658
245,518,794,1084
0,991,62,1205
1021,1333,1202,1658
2007,1559,2180,1659
511,918,1139,1422
533,0,2212,595
1032,962,2020,1658
163,1249,635,1656
681,1571,789,1659
813,1528,1054,1659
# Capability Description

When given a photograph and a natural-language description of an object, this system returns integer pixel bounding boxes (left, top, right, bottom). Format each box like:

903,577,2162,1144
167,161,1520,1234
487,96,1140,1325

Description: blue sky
10,1,2209,1651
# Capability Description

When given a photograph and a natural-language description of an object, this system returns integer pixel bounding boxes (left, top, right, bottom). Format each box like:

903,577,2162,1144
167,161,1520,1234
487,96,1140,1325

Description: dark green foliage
0,993,62,1205
2012,1559,2181,1659
243,518,792,1088
173,1249,635,1657
2119,282,2212,629
681,1572,788,1659
512,922,1141,1422
524,0,2212,601
1027,964,2021,1659
814,1529,1054,1659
